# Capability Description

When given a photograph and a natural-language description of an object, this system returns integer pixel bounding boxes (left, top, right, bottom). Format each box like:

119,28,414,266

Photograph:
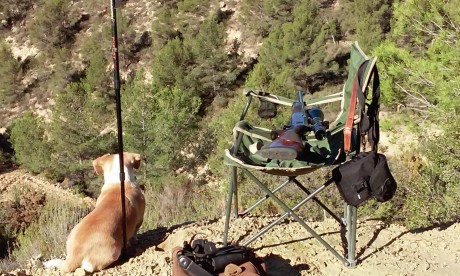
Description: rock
10,269,27,276
74,268,86,276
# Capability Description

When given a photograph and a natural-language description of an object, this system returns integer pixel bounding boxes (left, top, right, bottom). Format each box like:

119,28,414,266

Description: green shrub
0,0,32,23
0,208,14,258
0,43,21,104
10,198,91,267
10,112,51,174
29,0,74,49
404,123,460,227
140,173,223,230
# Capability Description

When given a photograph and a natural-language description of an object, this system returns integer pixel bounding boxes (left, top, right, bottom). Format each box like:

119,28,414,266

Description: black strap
367,66,380,150
355,61,380,152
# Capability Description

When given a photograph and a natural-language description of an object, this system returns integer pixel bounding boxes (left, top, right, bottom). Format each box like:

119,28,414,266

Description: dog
44,152,145,273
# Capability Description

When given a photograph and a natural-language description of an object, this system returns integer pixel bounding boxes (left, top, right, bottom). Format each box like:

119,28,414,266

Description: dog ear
93,159,104,175
126,152,141,169
93,154,111,175
132,154,141,169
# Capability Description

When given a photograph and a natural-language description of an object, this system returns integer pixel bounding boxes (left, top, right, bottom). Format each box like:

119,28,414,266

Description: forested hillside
1,0,459,270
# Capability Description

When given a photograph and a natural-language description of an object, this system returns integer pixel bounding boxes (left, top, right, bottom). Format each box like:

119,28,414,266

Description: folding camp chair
222,42,380,268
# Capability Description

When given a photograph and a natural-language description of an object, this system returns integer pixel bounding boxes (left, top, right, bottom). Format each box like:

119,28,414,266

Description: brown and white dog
44,152,145,273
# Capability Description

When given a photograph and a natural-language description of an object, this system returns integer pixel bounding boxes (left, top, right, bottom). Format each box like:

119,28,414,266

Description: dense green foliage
248,0,330,94
0,0,32,25
29,0,75,49
122,76,201,180
370,0,460,227
10,112,51,174
0,43,21,104
239,0,296,37
47,82,116,184
2,0,460,265
339,0,391,52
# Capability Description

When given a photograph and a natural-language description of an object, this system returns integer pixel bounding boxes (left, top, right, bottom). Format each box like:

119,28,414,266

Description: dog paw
43,259,63,269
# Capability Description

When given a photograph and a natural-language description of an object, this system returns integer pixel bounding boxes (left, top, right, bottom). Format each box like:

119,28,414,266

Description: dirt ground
22,217,460,276
1,170,459,276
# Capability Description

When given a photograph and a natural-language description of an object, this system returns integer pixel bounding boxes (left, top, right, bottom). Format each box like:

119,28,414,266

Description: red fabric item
344,75,358,152
172,247,189,276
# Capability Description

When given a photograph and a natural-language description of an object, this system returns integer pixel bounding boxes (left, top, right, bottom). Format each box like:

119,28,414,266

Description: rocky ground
1,170,460,276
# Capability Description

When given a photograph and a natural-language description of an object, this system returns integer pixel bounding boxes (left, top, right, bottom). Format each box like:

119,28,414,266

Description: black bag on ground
177,239,258,275
332,151,397,206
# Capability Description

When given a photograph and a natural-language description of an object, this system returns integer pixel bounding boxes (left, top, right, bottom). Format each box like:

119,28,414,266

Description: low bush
9,197,91,268
141,173,224,231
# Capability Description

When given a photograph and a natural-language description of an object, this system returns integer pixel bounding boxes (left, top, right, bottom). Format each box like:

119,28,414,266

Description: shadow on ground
265,253,309,276
357,219,459,264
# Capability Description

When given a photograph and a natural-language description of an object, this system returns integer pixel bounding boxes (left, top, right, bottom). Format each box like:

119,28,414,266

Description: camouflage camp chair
222,42,380,267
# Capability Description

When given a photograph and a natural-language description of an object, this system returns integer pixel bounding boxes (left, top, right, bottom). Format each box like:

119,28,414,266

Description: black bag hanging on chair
332,151,397,206
369,153,398,202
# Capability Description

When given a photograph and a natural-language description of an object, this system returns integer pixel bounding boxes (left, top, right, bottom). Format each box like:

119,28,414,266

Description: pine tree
151,6,180,49
0,43,21,104
47,47,74,93
29,0,74,50
371,0,460,227
187,16,233,98
48,82,115,178
151,86,200,176
121,74,158,180
340,0,391,52
80,30,112,96
122,73,200,179
239,0,296,37
10,112,51,174
248,0,324,92
151,38,192,90
245,63,271,90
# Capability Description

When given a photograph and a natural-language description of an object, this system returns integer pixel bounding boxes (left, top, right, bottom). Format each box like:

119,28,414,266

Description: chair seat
224,121,354,176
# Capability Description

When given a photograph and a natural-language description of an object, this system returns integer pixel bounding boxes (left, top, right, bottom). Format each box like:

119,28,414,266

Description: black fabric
355,62,380,151
332,151,397,206
367,67,380,150
369,153,397,202
179,239,257,275
258,99,277,119
332,151,376,206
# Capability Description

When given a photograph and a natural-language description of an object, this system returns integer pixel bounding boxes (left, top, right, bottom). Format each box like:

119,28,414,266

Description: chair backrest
343,42,380,153
244,42,379,149
226,42,380,172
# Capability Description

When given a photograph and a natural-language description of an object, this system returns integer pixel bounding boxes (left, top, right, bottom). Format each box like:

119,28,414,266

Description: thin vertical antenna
110,0,128,258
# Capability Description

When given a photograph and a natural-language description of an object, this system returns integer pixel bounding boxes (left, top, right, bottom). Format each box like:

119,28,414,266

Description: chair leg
242,178,330,246
240,178,290,216
241,168,350,266
232,166,238,218
223,166,237,245
292,178,345,226
346,204,357,268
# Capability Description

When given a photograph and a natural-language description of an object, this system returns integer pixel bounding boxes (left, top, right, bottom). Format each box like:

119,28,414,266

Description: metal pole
110,0,128,258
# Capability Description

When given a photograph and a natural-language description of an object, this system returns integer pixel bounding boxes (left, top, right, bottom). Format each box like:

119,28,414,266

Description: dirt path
0,169,94,207
1,170,459,276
